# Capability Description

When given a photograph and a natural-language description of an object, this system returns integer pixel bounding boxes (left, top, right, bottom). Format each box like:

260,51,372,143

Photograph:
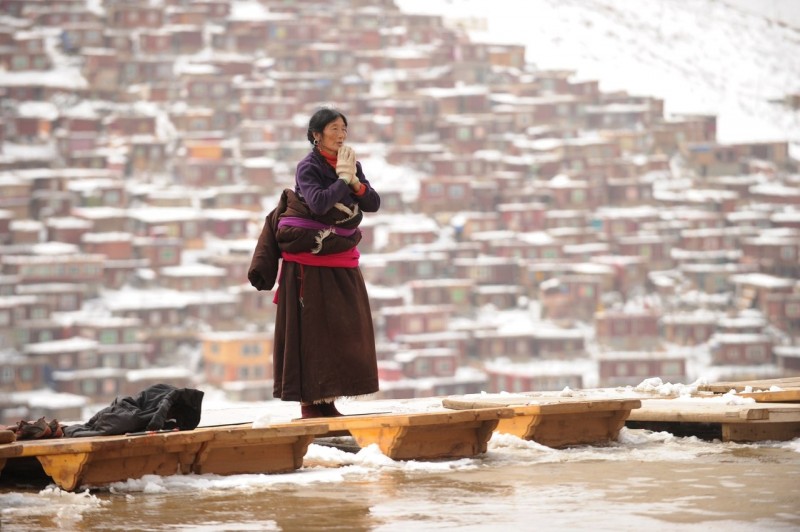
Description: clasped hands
336,146,359,188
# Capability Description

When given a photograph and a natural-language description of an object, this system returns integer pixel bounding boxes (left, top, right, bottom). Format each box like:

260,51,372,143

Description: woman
248,107,381,418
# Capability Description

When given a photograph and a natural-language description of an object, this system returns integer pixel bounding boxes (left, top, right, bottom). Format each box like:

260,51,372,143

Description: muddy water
1,439,798,531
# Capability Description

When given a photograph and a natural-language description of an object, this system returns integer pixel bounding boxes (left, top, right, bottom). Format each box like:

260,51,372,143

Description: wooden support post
325,408,513,460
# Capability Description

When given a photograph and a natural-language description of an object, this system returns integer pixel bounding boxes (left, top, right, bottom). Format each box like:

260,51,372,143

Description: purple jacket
294,149,381,215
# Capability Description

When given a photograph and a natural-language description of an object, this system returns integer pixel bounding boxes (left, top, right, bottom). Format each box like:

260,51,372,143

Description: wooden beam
314,408,514,460
443,395,640,448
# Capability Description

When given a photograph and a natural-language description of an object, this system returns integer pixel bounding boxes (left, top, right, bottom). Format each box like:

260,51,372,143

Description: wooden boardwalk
295,407,514,460
0,422,328,491
2,377,797,491
626,377,800,442
443,394,641,448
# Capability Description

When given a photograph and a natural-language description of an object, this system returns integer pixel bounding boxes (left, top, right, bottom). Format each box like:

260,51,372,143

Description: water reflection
1,440,799,531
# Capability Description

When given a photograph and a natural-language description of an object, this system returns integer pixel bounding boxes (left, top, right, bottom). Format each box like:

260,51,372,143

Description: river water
2,427,799,531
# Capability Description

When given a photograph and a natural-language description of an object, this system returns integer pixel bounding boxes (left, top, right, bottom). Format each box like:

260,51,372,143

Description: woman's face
315,117,347,156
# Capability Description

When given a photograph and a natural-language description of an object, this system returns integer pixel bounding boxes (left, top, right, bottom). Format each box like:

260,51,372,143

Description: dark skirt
272,261,379,403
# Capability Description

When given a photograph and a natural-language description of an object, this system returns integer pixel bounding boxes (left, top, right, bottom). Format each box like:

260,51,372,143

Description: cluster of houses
1,0,799,425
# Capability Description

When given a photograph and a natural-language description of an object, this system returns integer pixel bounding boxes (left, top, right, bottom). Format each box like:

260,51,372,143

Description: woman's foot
300,404,325,419
319,402,343,417
300,402,343,418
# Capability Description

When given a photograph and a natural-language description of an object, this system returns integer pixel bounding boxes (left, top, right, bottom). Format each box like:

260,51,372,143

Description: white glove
336,145,356,185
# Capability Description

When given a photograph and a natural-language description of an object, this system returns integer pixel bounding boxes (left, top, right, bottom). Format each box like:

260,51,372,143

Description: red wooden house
595,310,661,350
393,331,472,362
81,232,134,261
45,216,93,245
132,235,184,268
380,304,453,341
0,352,46,394
540,275,602,323
762,292,800,337
394,348,460,379
408,278,475,313
360,251,451,286
740,231,800,278
453,256,522,286
661,312,718,346
485,360,586,393
107,3,165,29
597,351,687,387
709,333,774,366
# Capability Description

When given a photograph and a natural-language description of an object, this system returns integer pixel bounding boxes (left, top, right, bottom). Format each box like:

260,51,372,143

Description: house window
0,367,13,383
428,183,443,196
452,288,468,303
635,363,649,376
212,84,227,97
780,246,796,260
79,352,97,367
436,359,453,374
82,380,97,394
787,303,800,318
662,361,681,376
20,367,33,381
192,84,208,97
448,185,465,199
416,262,433,277
0,311,9,326
407,317,424,333
15,329,30,345
417,358,431,374
104,353,121,367
12,56,29,70
99,330,118,344
728,347,740,362
746,346,765,362
103,379,117,394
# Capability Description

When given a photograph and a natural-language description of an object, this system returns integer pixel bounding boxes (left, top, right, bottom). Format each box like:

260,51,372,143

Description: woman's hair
306,107,348,145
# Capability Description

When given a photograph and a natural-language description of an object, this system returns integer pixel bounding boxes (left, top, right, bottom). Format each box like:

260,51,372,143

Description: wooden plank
0,423,329,491
20,432,211,491
722,422,800,442
297,408,514,460
697,377,800,402
626,398,800,442
627,399,800,423
443,395,641,448
192,423,328,475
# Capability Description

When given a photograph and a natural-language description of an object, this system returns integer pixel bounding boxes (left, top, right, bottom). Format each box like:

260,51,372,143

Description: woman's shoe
300,404,325,419
319,402,343,417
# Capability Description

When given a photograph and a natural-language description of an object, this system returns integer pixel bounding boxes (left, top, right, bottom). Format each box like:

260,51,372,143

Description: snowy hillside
397,0,800,153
